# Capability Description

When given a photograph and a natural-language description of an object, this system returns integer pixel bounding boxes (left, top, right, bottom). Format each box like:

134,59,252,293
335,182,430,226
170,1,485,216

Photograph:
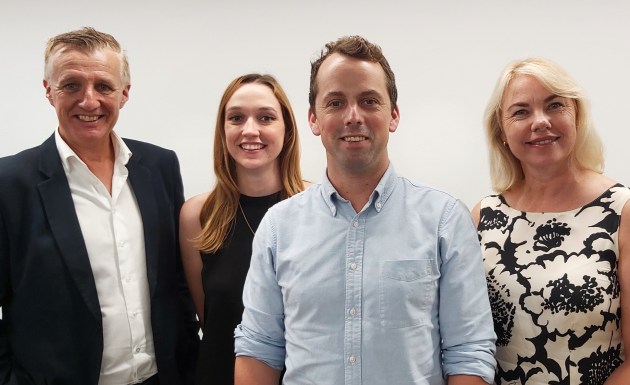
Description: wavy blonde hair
196,74,304,253
484,57,604,192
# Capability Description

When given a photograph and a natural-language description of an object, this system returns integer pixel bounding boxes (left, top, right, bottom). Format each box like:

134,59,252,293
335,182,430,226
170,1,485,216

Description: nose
345,103,363,126
242,117,260,136
78,86,99,110
531,112,551,132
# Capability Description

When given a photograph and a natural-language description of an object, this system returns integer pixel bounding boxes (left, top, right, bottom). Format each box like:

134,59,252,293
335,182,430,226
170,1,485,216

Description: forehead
48,47,123,82
503,74,552,102
315,53,388,96
226,83,280,109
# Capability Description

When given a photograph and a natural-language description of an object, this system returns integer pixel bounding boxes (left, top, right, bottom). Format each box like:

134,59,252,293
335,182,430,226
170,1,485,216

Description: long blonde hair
196,74,304,253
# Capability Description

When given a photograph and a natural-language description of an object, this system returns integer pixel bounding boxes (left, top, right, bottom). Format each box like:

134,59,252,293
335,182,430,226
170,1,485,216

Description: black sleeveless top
196,192,281,385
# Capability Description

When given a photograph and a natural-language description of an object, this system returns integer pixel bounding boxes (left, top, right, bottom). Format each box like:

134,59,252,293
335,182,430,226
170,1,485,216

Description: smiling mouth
241,143,265,150
343,136,367,142
527,137,558,145
77,115,101,122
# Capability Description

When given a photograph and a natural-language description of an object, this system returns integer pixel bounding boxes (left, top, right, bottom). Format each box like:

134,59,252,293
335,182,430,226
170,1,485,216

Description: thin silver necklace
238,203,256,235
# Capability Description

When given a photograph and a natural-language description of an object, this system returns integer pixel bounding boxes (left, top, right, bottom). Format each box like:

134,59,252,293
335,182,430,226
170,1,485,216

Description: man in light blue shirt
234,35,496,385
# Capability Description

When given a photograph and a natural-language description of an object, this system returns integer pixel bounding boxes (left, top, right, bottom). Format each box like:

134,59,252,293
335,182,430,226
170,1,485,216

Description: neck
237,165,282,197
327,162,388,213
72,137,116,195
507,166,610,212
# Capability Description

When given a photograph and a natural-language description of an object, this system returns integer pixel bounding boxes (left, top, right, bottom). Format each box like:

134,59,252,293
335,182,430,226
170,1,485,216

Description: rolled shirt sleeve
234,212,286,370
439,200,496,383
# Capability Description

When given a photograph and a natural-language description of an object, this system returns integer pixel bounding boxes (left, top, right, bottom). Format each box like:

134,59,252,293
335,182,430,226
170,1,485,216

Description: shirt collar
54,128,133,173
320,162,398,216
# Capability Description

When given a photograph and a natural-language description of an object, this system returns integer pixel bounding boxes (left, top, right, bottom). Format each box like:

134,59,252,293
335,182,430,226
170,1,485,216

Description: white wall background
1,0,628,209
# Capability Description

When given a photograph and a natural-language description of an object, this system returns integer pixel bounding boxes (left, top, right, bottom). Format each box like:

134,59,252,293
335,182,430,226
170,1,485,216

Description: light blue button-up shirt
235,164,496,384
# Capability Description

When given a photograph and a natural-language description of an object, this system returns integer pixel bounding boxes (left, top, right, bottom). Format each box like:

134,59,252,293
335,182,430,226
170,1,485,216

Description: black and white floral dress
478,184,630,385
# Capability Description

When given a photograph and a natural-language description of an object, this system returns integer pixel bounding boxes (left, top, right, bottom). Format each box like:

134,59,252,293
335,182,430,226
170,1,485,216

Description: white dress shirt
55,129,157,385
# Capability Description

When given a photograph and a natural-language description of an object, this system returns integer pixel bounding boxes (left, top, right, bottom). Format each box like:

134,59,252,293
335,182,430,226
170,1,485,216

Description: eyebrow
505,94,562,110
322,89,383,100
226,106,279,113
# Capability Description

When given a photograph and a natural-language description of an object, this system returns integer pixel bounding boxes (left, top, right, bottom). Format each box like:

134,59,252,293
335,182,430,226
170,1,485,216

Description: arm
179,193,208,325
234,212,286,374
471,201,482,227
440,200,496,383
169,152,200,384
604,200,630,384
0,204,16,384
448,374,489,385
234,356,281,385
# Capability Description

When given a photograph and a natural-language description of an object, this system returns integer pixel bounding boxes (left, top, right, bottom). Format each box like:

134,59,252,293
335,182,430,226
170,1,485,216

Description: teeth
344,136,366,142
241,143,264,150
78,115,99,122
531,139,555,145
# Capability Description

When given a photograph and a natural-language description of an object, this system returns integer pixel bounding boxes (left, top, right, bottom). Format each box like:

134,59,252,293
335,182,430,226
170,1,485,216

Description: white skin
179,82,285,324
43,47,130,193
308,53,399,212
235,54,488,385
472,75,630,384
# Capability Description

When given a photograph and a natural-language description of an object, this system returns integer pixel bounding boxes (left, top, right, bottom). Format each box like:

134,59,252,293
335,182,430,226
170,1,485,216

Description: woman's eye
548,102,563,110
228,115,242,122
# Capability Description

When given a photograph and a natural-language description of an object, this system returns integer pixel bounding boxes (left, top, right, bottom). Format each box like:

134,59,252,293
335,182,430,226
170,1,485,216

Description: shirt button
352,221,358,228
349,262,357,270
376,201,382,209
135,347,141,353
349,307,357,316
349,355,356,364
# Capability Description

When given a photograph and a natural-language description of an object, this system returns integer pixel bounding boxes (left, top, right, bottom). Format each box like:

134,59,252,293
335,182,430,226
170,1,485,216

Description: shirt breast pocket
379,259,435,329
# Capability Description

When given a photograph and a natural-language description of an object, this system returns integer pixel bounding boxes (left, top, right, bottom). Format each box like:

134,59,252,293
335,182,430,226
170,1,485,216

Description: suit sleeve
170,151,200,382
0,203,16,385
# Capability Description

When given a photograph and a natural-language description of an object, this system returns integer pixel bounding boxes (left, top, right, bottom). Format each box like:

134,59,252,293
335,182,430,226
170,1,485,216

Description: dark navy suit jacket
0,134,199,385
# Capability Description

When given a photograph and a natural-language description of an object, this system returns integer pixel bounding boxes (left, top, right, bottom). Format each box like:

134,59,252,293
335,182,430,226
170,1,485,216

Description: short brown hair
309,35,397,111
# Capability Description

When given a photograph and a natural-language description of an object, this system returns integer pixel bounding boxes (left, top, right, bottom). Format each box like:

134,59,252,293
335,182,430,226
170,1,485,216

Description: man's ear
308,107,320,136
43,79,53,106
389,105,400,133
120,84,131,108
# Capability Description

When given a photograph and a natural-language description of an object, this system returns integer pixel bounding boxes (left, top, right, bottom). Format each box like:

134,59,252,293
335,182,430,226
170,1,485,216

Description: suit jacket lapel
126,152,159,297
37,135,102,324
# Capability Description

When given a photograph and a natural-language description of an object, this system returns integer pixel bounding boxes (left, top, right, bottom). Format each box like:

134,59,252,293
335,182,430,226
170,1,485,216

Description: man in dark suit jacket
0,27,199,385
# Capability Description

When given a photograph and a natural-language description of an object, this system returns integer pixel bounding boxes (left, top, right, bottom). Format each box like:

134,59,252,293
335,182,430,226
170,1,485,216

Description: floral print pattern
478,185,630,384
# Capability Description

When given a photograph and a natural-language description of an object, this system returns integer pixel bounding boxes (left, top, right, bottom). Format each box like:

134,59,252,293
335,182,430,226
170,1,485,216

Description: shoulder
181,192,209,221
270,183,320,212
396,176,464,210
180,192,209,238
0,143,48,182
0,143,44,167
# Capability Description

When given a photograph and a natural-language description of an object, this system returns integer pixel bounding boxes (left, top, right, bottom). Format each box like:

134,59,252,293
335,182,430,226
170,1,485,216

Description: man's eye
62,83,79,91
96,84,113,93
